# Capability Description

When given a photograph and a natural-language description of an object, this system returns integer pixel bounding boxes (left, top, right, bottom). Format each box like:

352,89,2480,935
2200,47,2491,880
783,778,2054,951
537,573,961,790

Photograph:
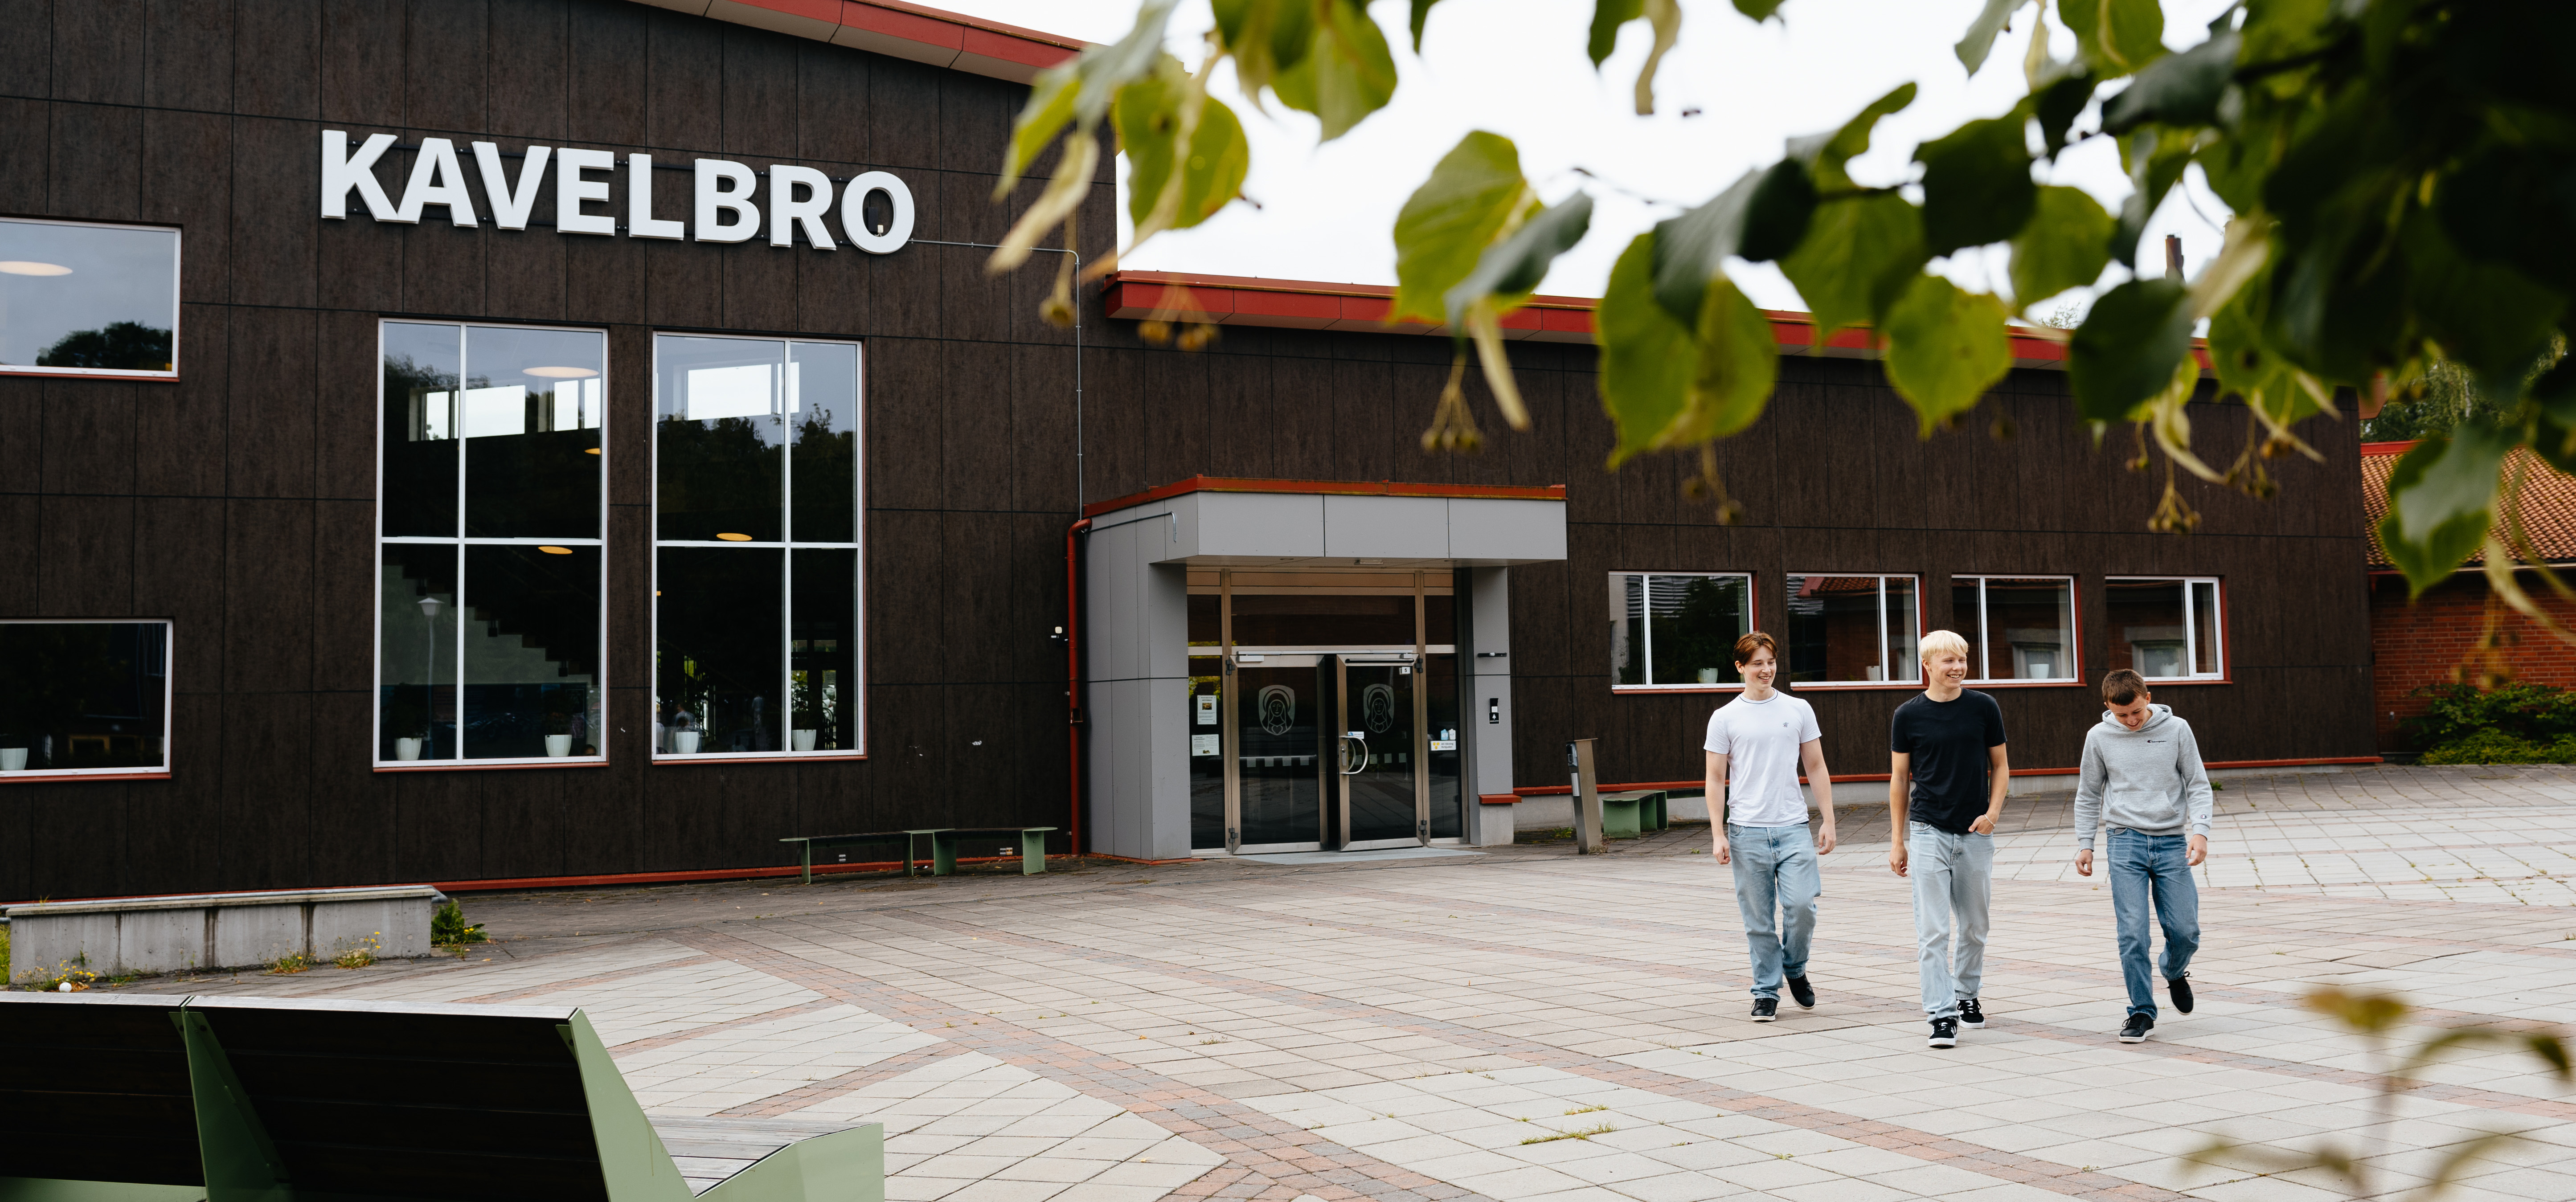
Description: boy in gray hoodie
2074,668,2213,1043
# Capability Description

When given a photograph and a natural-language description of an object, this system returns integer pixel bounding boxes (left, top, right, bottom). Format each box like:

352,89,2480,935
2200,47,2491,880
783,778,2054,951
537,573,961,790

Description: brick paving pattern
144,766,2576,1202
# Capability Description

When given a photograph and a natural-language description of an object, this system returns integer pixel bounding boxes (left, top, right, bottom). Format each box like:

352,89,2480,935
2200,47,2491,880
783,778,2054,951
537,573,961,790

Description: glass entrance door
1232,656,1327,851
1338,656,1421,849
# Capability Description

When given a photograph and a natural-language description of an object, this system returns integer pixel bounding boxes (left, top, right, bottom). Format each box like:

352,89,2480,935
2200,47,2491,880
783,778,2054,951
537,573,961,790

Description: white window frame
0,618,175,781
1609,571,1757,691
2107,575,2227,681
372,320,611,769
0,216,183,381
1953,574,2081,685
649,335,868,763
1783,573,1923,687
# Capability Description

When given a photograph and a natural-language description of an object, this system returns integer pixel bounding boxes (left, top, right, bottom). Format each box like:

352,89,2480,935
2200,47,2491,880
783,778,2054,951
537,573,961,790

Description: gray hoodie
2072,703,2214,848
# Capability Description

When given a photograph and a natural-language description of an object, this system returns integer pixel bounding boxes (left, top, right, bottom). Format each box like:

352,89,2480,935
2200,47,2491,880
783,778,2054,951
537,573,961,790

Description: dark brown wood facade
0,0,2373,901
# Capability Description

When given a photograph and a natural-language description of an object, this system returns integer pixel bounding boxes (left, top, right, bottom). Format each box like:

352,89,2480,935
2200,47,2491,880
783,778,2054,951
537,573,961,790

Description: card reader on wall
1487,697,1500,724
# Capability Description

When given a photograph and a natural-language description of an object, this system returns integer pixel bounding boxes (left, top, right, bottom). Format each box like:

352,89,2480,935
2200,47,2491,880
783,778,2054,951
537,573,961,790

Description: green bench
781,828,1057,884
1598,789,1669,838
0,991,884,1202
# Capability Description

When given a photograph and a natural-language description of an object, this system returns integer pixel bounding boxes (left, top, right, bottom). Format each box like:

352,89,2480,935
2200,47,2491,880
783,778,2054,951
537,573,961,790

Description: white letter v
473,142,553,231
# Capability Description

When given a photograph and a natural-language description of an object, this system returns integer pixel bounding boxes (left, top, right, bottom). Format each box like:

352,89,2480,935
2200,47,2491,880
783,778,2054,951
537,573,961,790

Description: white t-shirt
1703,691,1822,827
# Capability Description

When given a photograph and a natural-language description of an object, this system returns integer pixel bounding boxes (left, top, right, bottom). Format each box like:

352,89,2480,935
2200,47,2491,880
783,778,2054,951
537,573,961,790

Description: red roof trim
641,0,1081,84
1105,271,2198,368
1084,475,1568,519
2360,440,2421,458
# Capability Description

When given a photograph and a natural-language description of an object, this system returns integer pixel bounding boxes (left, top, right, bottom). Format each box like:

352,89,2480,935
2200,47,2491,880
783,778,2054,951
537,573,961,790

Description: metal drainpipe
1065,518,1091,856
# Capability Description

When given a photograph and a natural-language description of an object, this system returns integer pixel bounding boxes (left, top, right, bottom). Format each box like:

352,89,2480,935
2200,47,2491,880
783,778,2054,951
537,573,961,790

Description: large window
1952,576,2078,683
0,217,181,379
1609,572,1754,688
0,621,172,779
2107,577,2224,680
376,322,606,766
1785,575,1920,686
653,335,863,760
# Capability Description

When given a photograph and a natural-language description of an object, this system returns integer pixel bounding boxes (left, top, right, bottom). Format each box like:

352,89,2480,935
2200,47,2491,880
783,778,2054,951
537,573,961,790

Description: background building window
377,322,606,766
1952,576,2078,683
1609,572,1754,688
2107,577,2224,679
0,217,181,379
654,335,863,760
1784,575,1920,685
0,621,171,778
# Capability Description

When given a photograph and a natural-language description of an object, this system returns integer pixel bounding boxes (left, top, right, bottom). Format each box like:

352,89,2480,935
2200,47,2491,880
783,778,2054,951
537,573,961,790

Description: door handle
1339,731,1369,775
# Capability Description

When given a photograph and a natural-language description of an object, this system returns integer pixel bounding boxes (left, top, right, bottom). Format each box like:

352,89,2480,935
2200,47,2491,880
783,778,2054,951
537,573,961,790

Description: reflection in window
376,322,605,765
1952,576,2077,683
1785,575,1920,685
654,336,864,759
0,217,180,378
0,621,171,777
1609,573,1754,688
2107,577,2224,679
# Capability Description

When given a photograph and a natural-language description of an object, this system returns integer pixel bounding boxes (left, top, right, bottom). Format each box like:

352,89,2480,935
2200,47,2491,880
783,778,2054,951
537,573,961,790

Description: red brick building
2363,442,2576,751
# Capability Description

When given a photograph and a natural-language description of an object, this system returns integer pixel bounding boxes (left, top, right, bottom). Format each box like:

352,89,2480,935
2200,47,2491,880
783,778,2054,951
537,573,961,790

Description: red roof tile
2359,441,2576,568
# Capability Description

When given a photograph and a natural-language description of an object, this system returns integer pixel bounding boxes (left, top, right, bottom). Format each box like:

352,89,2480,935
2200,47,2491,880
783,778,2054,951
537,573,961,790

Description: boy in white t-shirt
1706,631,1838,1022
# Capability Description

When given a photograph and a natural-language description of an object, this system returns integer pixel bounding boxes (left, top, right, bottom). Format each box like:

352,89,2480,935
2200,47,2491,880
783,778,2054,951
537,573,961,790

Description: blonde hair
1920,629,1970,666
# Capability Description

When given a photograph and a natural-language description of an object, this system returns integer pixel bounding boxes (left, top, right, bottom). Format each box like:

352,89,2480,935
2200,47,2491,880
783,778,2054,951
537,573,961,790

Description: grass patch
1564,1104,1607,1115
1521,1123,1614,1145
267,952,311,975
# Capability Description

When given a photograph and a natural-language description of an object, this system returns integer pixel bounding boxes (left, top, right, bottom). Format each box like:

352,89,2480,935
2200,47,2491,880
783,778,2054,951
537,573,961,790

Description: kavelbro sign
320,130,915,253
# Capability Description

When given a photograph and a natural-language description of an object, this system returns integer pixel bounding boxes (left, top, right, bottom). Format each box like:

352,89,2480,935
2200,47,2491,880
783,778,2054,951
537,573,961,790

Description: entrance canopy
1082,476,1567,567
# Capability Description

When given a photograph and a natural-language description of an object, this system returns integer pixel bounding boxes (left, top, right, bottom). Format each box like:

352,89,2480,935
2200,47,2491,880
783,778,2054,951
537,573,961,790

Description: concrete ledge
5,886,442,982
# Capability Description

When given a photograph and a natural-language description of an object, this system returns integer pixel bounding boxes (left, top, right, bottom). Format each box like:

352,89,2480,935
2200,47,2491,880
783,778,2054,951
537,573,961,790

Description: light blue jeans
2109,828,2200,1018
1728,823,1820,999
1908,822,1992,1020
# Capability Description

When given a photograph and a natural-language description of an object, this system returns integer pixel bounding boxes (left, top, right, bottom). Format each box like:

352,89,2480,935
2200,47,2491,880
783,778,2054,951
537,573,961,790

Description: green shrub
2401,683,2576,751
431,900,487,948
2419,730,2576,765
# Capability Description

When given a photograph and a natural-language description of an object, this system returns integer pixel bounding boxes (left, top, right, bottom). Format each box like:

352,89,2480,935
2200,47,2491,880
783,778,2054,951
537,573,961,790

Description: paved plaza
140,766,2576,1201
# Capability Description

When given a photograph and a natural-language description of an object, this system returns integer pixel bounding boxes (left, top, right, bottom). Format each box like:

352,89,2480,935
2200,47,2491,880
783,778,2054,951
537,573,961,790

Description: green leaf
1214,0,1316,104
1000,0,1177,194
1597,236,1778,466
1273,0,1399,141
1881,275,2013,435
1408,0,1443,51
1916,110,2038,257
2033,70,2095,159
2008,185,2113,311
1779,192,1927,340
1650,169,1759,326
1576,0,1638,66
1445,192,1594,325
1114,74,1248,238
1954,0,2028,75
2402,212,2568,393
1731,0,1785,19
2111,127,2192,268
2060,0,2168,78
1000,68,1078,196
1392,132,1531,325
1787,83,1917,191
2379,422,2515,596
1739,159,1818,264
2068,278,2193,421
2534,358,2576,476
2208,289,2325,430
1587,0,1642,67
2101,31,2237,134
1598,233,1697,466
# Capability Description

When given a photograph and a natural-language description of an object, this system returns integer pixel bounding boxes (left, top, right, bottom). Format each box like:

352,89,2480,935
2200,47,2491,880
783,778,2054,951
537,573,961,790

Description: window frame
1951,574,2083,687
1607,570,1758,693
0,618,176,782
0,216,184,382
1781,572,1925,689
2106,575,2228,682
371,319,612,771
649,333,868,765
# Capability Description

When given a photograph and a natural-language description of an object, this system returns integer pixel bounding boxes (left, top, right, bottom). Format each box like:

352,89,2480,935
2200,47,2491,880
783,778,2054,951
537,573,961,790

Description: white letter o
841,172,915,254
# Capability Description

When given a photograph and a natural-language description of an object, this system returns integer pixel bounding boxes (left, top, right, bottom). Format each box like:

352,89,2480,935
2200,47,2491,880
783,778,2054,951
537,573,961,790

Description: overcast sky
948,0,2236,319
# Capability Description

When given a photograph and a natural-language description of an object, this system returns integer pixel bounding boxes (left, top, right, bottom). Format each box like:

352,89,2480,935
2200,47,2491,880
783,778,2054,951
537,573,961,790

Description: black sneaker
2120,1013,2155,1043
1957,998,1986,1029
1787,975,1816,1010
2169,975,2195,1014
1751,997,1779,1022
1928,1017,1958,1048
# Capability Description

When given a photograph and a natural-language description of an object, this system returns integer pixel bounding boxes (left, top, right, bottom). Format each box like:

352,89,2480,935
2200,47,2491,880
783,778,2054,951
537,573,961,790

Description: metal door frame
1332,651,1427,851
1223,651,1327,854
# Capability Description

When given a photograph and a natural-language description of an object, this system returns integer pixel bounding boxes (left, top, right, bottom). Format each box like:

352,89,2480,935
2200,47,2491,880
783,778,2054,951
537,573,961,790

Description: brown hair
2101,669,2148,705
1732,631,1778,666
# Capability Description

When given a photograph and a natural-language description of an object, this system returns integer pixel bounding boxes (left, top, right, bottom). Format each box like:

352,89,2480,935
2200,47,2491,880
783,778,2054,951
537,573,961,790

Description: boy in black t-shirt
1888,630,2011,1049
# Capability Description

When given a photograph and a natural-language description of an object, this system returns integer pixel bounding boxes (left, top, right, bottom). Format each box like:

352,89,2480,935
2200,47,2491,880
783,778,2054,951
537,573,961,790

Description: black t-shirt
1889,689,2008,833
